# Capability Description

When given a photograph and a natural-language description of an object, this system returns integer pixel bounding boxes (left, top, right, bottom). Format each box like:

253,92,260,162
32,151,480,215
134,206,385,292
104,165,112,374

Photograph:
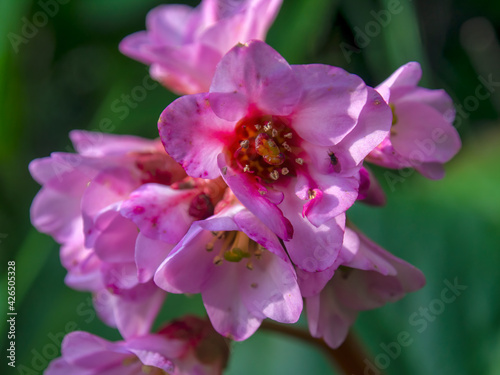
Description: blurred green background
1,0,500,374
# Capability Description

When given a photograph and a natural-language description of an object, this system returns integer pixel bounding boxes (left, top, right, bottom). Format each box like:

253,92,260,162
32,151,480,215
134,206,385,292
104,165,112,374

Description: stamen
284,132,293,139
254,124,261,130
243,164,251,173
254,246,264,259
224,233,251,262
295,158,304,165
206,231,224,251
213,256,223,265
240,140,249,149
281,167,289,175
308,189,317,200
272,129,278,137
246,261,254,270
263,123,272,132
282,142,292,152
270,170,279,180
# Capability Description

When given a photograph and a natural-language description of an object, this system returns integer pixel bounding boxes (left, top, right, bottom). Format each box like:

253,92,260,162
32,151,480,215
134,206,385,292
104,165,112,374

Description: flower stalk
260,321,379,375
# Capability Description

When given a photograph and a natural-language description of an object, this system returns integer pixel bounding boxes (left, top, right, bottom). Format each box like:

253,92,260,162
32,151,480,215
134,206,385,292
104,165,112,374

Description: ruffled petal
376,62,422,97
202,264,261,341
154,225,216,294
298,172,359,227
210,40,301,118
333,87,392,167
135,233,174,283
121,183,195,244
281,190,345,272
306,291,357,349
61,331,126,368
233,208,288,261
240,250,302,324
391,101,461,163
291,64,368,146
69,130,159,157
218,153,293,240
159,93,234,179
94,282,167,339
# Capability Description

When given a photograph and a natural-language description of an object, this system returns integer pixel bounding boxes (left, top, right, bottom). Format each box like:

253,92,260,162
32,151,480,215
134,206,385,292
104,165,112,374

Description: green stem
260,321,378,375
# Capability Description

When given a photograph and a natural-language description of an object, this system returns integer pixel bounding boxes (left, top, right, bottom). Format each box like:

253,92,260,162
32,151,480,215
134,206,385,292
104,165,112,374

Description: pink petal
121,183,196,244
94,282,167,339
298,172,359,227
62,331,126,368
81,167,138,245
69,130,159,157
146,5,194,46
93,211,137,264
158,93,234,179
218,153,293,240
135,233,174,283
415,161,446,180
297,226,359,297
126,335,178,372
376,62,422,96
391,101,461,163
233,209,289,262
45,358,89,375
210,40,301,118
291,64,368,146
306,292,356,349
281,191,345,272
398,87,455,116
240,251,302,324
30,187,81,243
154,225,216,294
203,264,262,341
334,87,392,167
148,44,222,95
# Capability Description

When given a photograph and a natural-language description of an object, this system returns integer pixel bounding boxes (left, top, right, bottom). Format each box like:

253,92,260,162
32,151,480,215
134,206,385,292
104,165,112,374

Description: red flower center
227,115,304,183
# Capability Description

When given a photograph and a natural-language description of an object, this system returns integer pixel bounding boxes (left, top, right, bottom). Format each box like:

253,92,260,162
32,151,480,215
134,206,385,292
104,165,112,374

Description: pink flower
45,316,229,375
119,0,283,95
29,131,223,337
367,62,461,179
154,198,303,341
303,227,426,349
158,40,391,271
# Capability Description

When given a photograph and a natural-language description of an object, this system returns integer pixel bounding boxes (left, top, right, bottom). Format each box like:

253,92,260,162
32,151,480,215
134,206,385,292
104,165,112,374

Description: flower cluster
30,0,460,373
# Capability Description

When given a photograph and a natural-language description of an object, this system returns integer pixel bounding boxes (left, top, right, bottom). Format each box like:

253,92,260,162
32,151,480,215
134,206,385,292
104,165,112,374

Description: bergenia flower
304,227,426,349
367,62,461,179
120,0,283,95
154,196,303,341
29,131,226,337
45,316,229,375
158,40,392,272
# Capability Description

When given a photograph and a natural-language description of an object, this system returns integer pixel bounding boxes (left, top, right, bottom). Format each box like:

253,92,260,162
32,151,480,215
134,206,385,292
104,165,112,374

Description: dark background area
1,0,499,374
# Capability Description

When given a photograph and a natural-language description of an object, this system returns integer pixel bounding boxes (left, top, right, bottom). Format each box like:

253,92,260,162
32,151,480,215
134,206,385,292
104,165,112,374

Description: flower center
205,231,265,270
227,115,304,183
